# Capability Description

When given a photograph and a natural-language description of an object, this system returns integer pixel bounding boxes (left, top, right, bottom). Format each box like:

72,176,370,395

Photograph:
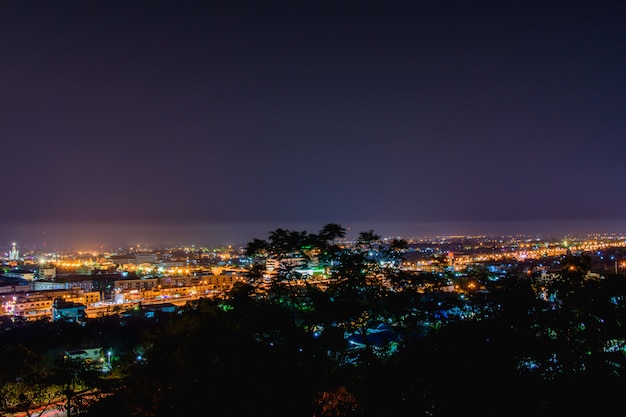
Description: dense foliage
2,225,626,416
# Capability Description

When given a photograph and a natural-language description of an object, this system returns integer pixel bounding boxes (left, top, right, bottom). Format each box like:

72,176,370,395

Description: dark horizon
3,218,626,252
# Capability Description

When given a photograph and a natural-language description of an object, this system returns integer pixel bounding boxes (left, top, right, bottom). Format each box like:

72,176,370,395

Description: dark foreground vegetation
2,225,626,416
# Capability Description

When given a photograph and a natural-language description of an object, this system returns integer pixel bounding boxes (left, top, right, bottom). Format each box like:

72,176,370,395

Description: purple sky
2,1,625,250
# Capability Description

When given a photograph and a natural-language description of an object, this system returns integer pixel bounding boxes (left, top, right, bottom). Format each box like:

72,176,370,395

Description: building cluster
0,244,248,322
1,233,625,323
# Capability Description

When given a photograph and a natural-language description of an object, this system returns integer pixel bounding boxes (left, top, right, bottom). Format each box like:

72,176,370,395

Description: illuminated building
8,242,19,261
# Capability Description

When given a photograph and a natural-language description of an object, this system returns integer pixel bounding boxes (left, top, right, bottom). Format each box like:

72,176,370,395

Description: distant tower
9,242,19,260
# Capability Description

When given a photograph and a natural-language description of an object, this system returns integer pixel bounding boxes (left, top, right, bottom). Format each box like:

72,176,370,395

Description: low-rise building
53,299,86,323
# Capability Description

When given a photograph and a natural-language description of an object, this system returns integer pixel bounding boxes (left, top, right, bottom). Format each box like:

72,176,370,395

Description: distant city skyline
3,219,626,252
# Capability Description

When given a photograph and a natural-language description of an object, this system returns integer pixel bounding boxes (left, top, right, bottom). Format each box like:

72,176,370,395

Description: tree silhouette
243,237,269,258
381,238,408,267
50,355,106,417
5,225,626,417
356,230,380,251
318,223,346,246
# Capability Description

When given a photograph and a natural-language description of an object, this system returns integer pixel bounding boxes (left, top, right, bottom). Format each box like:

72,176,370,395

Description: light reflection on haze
2,220,626,252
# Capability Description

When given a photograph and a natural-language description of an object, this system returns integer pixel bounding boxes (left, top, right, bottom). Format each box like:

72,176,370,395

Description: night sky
2,0,625,250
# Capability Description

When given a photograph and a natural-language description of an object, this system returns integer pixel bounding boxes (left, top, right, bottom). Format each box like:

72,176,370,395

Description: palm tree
268,228,310,256
318,223,346,246
386,238,408,265
357,230,381,251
